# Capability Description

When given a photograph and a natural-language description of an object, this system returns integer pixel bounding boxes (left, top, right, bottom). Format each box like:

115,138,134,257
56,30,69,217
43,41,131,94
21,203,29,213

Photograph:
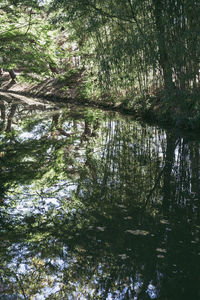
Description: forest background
0,0,200,128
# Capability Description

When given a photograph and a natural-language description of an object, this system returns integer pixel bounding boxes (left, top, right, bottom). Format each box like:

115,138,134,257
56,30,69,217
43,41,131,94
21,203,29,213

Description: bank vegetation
0,0,200,129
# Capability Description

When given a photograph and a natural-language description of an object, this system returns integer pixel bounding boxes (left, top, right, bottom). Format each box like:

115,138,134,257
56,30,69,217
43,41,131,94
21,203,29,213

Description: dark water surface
0,95,199,299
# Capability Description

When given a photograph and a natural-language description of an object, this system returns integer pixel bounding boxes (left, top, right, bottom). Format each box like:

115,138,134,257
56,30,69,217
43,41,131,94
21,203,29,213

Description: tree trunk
153,0,174,92
0,101,6,121
6,104,17,132
8,69,16,82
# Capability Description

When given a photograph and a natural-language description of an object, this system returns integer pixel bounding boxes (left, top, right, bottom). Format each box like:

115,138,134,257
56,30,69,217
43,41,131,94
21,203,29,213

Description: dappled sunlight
0,96,199,299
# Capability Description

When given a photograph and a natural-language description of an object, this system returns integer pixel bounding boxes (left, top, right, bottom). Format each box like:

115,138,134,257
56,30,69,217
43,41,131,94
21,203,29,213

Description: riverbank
1,72,200,131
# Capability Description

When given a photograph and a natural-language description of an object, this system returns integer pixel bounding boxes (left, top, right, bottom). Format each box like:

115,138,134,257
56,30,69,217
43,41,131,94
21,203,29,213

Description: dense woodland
0,2,200,298
0,0,200,123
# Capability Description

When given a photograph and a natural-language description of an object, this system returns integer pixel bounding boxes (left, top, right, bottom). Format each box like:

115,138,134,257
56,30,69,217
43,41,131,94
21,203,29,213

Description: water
0,95,199,299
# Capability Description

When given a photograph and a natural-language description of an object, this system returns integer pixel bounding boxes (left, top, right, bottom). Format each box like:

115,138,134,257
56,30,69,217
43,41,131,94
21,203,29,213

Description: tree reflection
0,98,199,299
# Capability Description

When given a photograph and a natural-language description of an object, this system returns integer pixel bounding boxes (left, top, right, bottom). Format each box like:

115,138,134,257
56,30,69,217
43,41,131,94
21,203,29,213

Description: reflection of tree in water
0,101,199,299
159,135,200,300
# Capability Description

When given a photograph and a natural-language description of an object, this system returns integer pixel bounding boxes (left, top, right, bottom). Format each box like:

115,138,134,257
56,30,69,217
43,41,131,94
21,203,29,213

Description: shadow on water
0,96,199,299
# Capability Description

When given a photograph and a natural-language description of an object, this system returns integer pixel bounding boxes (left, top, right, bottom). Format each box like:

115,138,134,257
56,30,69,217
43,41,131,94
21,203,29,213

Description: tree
52,0,200,98
0,0,59,80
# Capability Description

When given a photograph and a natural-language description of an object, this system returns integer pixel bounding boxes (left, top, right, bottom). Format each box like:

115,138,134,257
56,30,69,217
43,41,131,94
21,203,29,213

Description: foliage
0,0,64,77
51,0,200,102
1,0,199,108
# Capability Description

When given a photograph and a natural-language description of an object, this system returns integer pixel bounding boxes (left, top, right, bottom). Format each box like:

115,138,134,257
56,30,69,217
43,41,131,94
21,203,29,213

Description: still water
0,94,199,300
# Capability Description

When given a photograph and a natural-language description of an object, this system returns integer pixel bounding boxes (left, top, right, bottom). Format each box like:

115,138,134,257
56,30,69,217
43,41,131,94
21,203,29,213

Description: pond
0,94,199,300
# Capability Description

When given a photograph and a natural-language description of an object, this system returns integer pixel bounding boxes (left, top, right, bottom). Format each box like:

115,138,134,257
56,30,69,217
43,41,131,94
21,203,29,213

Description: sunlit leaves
0,0,59,77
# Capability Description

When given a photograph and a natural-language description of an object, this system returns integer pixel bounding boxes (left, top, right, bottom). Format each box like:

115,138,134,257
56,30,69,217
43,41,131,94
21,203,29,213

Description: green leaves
51,0,200,102
0,0,59,77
